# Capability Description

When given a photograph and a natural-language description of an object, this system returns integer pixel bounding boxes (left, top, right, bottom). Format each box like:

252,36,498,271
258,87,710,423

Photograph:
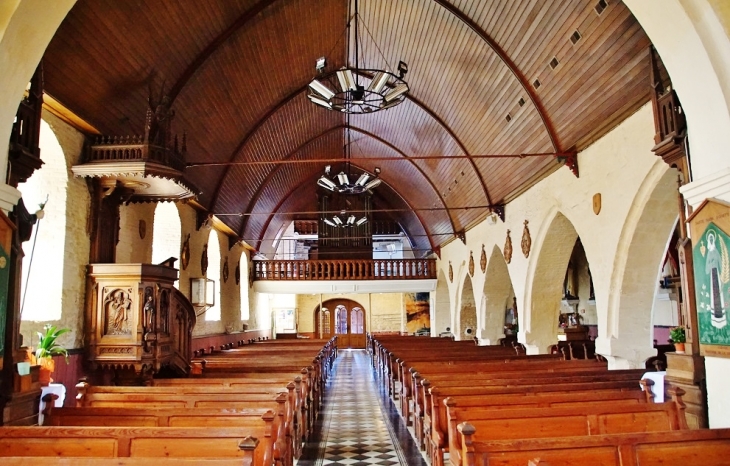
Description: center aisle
298,349,427,466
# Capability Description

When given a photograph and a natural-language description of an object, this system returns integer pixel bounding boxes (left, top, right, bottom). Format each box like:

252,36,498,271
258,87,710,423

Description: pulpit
85,264,195,378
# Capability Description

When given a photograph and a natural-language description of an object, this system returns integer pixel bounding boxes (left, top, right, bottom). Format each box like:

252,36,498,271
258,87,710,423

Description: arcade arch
523,211,580,354
457,274,477,341
433,269,451,336
481,245,515,345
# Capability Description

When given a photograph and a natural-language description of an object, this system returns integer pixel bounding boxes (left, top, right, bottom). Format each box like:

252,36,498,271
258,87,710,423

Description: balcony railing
253,259,437,281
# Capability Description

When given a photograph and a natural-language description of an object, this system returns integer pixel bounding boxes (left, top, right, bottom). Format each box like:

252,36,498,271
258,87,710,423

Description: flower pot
674,342,686,354
38,358,55,386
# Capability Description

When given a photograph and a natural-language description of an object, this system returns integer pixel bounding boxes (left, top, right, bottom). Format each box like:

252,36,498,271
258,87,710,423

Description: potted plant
34,325,70,386
669,326,686,354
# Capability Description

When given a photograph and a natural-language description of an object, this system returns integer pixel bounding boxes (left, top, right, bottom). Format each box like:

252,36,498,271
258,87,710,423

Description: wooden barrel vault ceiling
42,0,659,256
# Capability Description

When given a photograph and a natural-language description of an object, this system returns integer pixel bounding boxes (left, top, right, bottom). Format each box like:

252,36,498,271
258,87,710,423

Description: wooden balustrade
253,259,436,281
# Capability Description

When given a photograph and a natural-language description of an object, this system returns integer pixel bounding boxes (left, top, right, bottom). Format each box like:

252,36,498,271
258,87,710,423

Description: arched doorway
458,275,477,341
315,298,366,349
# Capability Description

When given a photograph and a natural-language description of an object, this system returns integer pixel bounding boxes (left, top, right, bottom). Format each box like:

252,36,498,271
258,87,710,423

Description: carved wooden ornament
593,193,602,215
521,220,531,258
504,230,513,264
201,243,209,276
181,234,190,270
468,251,474,277
235,263,241,285
139,219,146,239
448,261,453,283
248,260,254,288
222,257,229,283
480,244,487,273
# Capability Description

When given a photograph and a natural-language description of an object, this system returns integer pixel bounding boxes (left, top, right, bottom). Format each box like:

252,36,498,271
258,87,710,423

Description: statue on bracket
480,244,487,273
222,257,229,283
504,230,513,264
201,243,208,276
181,234,190,270
521,220,531,258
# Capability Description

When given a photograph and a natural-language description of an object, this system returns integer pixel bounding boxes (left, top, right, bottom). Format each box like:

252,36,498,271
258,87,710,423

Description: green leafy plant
669,326,686,344
35,325,70,362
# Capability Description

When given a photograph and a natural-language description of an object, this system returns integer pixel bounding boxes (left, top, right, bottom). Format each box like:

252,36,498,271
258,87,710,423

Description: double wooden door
317,299,366,349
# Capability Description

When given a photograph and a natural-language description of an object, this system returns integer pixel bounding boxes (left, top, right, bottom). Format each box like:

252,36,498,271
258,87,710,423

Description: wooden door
316,299,367,349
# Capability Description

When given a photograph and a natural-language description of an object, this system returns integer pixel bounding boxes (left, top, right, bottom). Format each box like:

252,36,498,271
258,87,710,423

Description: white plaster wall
438,104,673,365
116,203,155,263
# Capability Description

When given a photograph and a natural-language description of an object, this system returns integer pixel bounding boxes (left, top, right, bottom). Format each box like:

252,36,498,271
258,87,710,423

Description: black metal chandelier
323,209,368,228
308,0,409,114
316,120,382,195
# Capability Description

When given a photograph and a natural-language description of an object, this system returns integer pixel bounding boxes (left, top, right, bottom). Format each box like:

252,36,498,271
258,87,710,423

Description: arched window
151,203,181,273
18,119,67,322
205,229,222,321
239,255,250,320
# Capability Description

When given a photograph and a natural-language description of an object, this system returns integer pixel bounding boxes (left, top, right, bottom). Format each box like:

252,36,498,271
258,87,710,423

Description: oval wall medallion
448,261,453,283
222,257,229,283
468,251,474,277
181,234,191,270
521,220,532,258
504,230,513,264
480,244,487,273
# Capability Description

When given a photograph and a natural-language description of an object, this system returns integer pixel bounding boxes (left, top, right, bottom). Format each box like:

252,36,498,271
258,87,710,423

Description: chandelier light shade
308,0,410,114
323,210,368,228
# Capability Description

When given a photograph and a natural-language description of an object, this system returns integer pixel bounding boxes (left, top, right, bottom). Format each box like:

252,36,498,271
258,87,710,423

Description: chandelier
317,122,382,194
308,0,409,114
323,209,368,228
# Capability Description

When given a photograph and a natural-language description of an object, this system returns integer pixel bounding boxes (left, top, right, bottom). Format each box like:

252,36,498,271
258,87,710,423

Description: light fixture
316,122,382,194
322,210,368,229
190,277,215,316
307,0,410,114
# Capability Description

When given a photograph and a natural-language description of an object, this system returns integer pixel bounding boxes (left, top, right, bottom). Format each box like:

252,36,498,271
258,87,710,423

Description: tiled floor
298,349,427,466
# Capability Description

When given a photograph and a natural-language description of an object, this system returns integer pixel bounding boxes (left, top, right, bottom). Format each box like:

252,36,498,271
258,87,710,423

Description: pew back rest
455,425,730,466
0,426,263,464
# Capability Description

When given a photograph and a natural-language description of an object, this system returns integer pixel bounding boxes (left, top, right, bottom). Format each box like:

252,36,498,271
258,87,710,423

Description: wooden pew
0,459,251,466
0,426,263,465
423,379,651,466
455,425,730,466
153,375,312,446
410,369,647,448
426,385,653,466
74,384,293,464
446,388,688,466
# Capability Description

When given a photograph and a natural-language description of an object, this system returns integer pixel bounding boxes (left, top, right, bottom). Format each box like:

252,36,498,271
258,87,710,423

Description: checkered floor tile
297,349,426,466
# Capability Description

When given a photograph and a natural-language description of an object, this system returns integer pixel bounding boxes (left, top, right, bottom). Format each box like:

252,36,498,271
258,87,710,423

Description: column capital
680,167,730,207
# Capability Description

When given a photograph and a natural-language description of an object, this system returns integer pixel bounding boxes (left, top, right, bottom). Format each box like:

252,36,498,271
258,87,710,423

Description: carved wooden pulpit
85,264,195,378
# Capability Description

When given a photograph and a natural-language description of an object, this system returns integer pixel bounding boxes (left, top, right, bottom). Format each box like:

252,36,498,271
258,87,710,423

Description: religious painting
693,221,730,347
404,292,430,334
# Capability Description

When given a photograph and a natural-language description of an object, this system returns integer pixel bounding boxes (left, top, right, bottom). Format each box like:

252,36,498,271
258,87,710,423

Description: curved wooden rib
236,124,458,242
252,168,437,254
433,0,561,153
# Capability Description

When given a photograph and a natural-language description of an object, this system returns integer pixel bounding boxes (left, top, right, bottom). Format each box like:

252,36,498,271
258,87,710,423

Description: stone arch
432,269,451,335
597,164,678,368
523,210,580,354
457,273,477,341
481,245,515,345
205,228,222,321
151,202,182,270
